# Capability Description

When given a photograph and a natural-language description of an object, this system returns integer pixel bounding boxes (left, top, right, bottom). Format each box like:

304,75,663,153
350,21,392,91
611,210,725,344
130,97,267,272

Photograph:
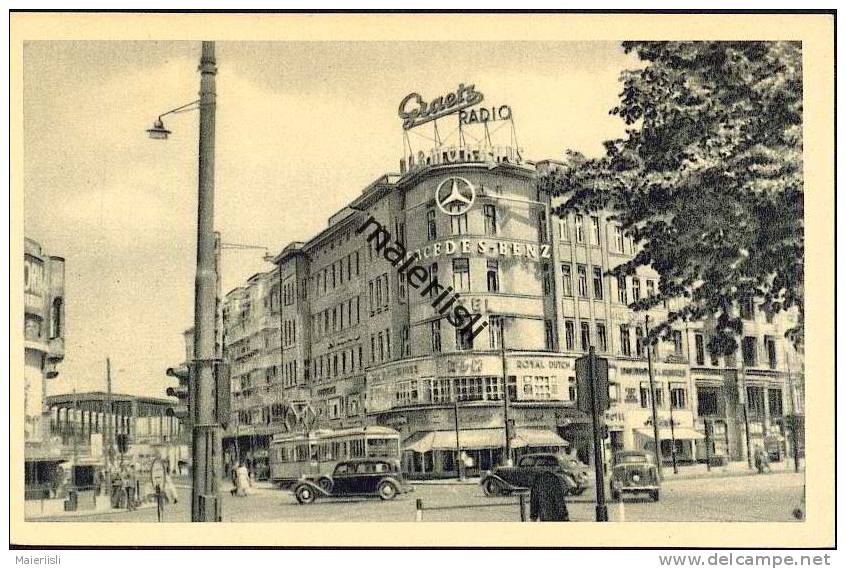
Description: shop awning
511,428,568,449
636,428,705,441
403,429,504,453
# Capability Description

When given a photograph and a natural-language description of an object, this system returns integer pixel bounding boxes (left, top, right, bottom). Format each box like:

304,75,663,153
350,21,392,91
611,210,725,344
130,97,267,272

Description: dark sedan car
292,457,412,504
609,451,660,501
480,453,592,496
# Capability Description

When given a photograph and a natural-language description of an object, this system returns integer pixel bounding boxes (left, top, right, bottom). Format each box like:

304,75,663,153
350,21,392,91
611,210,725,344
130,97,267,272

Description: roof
46,391,175,407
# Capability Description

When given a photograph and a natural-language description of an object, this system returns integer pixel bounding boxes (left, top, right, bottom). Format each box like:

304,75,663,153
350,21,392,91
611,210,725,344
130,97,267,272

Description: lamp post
644,315,663,479
499,317,512,466
148,41,221,522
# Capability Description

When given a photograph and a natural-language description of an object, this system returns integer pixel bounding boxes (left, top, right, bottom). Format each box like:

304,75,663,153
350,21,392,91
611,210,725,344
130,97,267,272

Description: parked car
480,453,592,497
292,457,412,504
609,451,660,501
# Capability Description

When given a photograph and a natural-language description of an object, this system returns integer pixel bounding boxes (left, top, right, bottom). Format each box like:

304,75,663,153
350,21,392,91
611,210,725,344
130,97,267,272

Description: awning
403,428,567,453
403,429,504,453
636,428,705,441
511,428,568,449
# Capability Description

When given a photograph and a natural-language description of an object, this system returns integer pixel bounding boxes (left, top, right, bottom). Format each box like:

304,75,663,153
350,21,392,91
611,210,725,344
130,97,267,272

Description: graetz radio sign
399,83,485,130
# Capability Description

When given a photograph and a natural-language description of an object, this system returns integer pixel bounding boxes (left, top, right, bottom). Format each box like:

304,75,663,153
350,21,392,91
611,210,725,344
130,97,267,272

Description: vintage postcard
8,11,835,548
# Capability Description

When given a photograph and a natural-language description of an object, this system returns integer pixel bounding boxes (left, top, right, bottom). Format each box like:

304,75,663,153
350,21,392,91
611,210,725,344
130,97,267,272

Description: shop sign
617,365,687,378
459,105,512,126
411,239,551,262
399,83,484,130
605,409,626,427
441,357,485,376
513,358,573,371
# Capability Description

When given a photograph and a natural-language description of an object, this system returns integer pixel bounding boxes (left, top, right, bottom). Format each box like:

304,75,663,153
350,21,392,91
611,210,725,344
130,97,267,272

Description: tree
541,42,803,354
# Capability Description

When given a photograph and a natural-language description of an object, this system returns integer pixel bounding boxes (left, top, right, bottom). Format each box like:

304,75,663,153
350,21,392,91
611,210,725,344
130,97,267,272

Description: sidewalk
660,459,803,483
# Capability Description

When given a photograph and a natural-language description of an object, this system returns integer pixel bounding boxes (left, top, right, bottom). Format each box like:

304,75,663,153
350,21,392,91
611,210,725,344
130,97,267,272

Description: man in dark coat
529,470,570,521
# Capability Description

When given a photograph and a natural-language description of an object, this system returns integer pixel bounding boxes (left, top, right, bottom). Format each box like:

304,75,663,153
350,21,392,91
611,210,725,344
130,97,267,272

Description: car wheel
317,477,333,493
650,490,660,502
482,478,503,497
377,480,399,501
295,485,316,505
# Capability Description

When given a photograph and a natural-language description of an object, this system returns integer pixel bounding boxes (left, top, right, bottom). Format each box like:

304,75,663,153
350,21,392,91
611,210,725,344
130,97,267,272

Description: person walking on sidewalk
529,470,570,522
163,471,179,505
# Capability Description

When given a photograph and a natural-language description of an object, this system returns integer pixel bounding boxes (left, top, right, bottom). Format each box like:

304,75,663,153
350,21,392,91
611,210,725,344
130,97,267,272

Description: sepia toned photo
9,11,835,548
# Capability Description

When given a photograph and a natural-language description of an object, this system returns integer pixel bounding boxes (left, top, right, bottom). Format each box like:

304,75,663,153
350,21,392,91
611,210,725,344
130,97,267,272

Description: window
452,258,470,292
765,336,778,369
456,377,484,402
489,316,503,349
635,326,645,357
558,216,569,241
596,322,607,352
697,387,721,416
545,320,555,350
590,216,600,245
378,331,385,362
430,378,452,403
538,212,548,242
429,262,439,298
695,334,706,366
580,321,591,351
542,263,551,294
577,265,588,298
653,386,664,408
646,279,656,298
484,377,503,401
565,320,575,351
574,215,584,243
402,326,410,357
450,205,468,235
620,325,631,356
617,275,628,304
746,385,765,416
769,388,784,417
640,384,650,408
427,209,437,240
49,298,63,339
486,260,499,292
592,267,604,299
614,226,625,252
431,320,442,353
672,330,683,355
632,278,641,301
742,337,757,367
483,204,498,235
561,264,573,296
670,385,687,409
455,327,473,351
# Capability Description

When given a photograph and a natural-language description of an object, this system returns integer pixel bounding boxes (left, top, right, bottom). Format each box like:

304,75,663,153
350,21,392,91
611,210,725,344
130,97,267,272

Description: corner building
222,144,803,480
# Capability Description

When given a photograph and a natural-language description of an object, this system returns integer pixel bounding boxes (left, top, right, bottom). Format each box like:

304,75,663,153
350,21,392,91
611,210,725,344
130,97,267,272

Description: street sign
576,354,610,414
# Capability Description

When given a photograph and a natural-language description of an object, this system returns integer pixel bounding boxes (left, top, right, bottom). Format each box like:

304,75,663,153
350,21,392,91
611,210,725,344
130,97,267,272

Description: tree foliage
540,42,803,354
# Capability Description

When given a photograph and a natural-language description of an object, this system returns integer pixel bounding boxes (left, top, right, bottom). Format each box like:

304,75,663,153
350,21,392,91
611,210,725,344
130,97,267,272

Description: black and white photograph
8,10,835,550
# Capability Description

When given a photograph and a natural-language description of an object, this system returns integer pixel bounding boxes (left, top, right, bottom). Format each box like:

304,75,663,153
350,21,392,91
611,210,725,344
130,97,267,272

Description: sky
23,40,637,398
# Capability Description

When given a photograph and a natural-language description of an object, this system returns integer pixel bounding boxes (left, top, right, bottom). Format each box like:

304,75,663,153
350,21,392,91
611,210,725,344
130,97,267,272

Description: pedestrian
529,470,570,522
163,471,179,505
234,461,250,497
123,466,136,510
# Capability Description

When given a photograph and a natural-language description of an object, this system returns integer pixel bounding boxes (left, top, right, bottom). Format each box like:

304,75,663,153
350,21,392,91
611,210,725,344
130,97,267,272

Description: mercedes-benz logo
435,176,476,216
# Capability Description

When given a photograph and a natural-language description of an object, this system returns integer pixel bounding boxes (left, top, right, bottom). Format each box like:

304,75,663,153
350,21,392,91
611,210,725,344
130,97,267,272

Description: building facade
24,237,66,490
219,144,804,479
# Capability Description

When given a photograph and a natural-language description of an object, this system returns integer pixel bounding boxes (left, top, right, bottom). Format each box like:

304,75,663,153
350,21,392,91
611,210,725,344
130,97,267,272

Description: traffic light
166,365,192,423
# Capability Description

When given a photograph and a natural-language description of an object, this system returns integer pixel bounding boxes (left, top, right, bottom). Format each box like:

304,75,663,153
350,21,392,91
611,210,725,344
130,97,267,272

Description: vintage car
480,453,592,497
292,457,412,504
609,451,660,501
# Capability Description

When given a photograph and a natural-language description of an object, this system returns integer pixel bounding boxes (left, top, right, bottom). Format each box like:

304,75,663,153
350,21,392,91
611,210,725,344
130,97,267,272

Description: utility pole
453,396,463,481
499,318,511,466
644,315,663,479
105,358,113,492
192,40,222,522
585,347,608,522
738,348,753,469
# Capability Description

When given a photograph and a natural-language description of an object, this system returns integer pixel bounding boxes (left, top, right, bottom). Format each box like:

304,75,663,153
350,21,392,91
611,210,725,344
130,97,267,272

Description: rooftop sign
398,83,484,130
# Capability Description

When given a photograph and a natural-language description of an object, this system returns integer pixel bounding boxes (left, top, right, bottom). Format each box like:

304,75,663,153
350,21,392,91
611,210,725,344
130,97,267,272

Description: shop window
506,376,518,401
561,264,573,296
484,377,502,401
430,378,452,403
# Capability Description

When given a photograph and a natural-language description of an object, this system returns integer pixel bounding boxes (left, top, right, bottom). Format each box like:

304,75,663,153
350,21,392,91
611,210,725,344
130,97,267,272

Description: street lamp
147,41,221,523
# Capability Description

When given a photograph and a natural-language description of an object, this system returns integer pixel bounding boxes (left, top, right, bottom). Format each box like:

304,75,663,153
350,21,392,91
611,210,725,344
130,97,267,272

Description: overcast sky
23,41,637,398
